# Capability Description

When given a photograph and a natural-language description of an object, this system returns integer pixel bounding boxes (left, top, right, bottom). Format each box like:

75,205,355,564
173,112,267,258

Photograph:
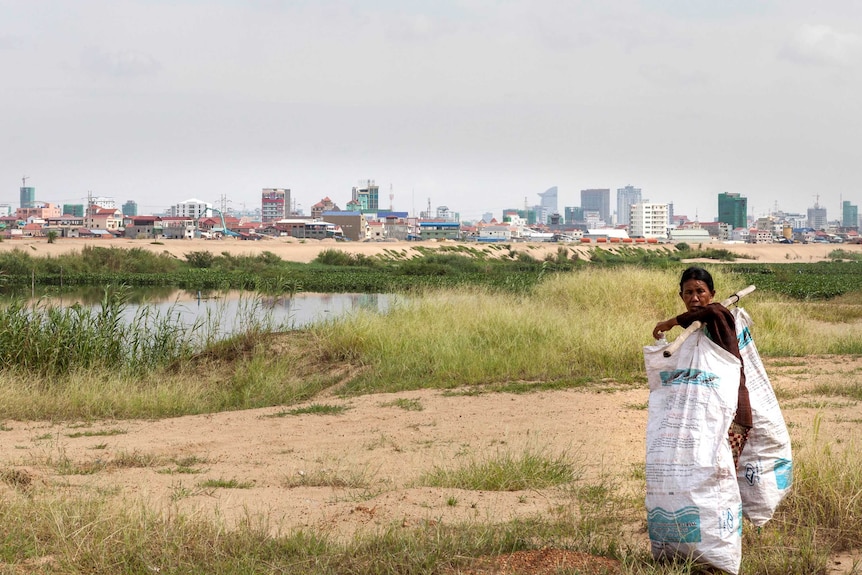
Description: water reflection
11,289,398,334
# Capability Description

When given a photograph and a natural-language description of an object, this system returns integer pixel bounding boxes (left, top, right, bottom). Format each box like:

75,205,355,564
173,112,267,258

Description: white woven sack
644,331,742,575
732,307,793,526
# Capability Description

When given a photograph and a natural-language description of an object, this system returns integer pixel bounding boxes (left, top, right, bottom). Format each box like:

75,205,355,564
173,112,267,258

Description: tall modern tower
538,186,558,214
717,192,747,230
616,185,642,226
807,199,827,230
842,200,858,229
20,176,35,209
580,188,611,225
122,200,138,217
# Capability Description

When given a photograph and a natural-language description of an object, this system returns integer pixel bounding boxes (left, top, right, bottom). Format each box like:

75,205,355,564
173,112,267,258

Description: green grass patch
66,429,127,438
378,398,424,411
197,477,255,489
419,447,579,491
282,466,374,489
268,403,350,417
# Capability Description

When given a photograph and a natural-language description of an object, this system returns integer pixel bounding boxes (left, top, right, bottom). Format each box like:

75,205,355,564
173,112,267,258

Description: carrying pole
662,284,756,357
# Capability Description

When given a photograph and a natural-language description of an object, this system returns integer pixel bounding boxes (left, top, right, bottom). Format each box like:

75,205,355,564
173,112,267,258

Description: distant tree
46,230,59,244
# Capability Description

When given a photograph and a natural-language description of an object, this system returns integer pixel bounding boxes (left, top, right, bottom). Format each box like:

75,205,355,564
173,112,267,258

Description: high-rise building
564,206,584,224
580,189,610,225
171,198,211,219
262,188,290,222
629,203,669,239
616,185,642,226
122,200,138,217
63,204,85,217
717,192,747,230
538,186,558,223
352,180,379,212
842,200,858,229
808,200,827,230
20,186,35,209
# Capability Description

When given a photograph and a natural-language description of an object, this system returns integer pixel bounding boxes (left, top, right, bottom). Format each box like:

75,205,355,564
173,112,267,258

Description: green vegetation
268,403,351,417
197,477,255,489
2,266,862,419
379,398,424,411
419,447,578,491
282,465,374,489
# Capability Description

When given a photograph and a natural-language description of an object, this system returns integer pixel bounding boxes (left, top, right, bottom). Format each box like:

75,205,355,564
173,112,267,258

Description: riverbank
1,236,856,264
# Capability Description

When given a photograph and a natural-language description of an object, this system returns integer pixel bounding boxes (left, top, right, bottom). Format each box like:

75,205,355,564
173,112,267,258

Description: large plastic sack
644,331,742,575
732,307,793,526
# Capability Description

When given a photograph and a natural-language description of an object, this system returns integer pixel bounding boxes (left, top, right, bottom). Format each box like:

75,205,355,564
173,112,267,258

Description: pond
11,288,399,335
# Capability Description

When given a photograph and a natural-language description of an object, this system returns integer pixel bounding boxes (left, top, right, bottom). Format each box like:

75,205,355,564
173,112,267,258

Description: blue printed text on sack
659,369,720,388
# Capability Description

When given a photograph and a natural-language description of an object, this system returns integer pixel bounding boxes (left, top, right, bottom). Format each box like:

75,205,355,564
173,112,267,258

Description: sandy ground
2,235,860,264
0,355,861,573
2,237,861,571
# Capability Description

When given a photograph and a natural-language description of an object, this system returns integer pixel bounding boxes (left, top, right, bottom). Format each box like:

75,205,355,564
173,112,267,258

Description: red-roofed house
85,206,123,231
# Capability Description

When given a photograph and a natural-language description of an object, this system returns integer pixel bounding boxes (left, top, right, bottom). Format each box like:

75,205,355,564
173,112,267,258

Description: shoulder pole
662,285,756,358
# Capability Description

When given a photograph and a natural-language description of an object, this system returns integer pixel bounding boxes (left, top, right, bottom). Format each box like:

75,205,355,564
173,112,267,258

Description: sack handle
662,284,756,358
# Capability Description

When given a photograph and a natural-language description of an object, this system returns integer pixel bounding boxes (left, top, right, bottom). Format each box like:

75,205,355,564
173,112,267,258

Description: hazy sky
3,1,861,221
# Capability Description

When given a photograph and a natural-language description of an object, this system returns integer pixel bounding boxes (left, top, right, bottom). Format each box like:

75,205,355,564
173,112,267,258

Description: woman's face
679,279,715,312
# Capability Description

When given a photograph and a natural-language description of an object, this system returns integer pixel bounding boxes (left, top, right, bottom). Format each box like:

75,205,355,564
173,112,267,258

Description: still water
19,288,399,335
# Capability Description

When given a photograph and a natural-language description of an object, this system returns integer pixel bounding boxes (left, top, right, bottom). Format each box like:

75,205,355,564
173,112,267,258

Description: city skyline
3,1,862,221
5,178,847,225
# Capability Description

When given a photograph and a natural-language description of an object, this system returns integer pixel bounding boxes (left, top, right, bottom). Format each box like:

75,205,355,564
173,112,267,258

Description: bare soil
1,356,861,572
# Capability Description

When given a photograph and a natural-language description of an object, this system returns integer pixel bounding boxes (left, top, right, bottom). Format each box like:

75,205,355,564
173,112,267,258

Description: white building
478,225,514,242
171,198,212,219
629,203,669,239
92,196,116,210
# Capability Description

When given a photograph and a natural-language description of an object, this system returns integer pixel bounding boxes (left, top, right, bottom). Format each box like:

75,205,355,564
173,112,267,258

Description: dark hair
679,266,714,292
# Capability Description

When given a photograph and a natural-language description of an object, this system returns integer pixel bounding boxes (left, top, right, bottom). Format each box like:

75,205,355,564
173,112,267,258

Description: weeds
420,447,579,491
198,477,255,489
268,403,350,417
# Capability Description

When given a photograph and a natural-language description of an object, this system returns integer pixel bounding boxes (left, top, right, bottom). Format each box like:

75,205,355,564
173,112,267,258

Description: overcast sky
2,1,861,221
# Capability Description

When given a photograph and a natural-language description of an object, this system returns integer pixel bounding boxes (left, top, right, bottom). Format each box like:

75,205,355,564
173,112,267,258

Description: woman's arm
652,317,678,340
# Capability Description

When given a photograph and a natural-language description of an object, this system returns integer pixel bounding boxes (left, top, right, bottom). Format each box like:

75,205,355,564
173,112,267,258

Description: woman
652,266,753,469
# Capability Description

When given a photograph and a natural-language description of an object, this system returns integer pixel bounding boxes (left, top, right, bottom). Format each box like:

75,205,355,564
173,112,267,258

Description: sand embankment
0,236,857,264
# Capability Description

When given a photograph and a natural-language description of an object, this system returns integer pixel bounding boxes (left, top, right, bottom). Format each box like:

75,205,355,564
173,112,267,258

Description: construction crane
200,207,240,238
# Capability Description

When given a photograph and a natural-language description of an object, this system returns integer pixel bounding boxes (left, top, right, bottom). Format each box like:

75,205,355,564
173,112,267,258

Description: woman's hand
652,318,678,340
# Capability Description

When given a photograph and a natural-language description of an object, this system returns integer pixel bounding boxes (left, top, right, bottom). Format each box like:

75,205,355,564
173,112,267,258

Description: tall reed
0,288,198,377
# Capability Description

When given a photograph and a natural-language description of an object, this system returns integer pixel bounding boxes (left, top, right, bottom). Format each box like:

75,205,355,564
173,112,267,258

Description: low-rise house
322,212,368,241
311,197,340,219
419,221,460,241
368,221,385,240
45,215,85,238
749,229,773,244
478,225,514,242
161,217,196,239
22,222,44,237
85,207,123,232
124,216,161,239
